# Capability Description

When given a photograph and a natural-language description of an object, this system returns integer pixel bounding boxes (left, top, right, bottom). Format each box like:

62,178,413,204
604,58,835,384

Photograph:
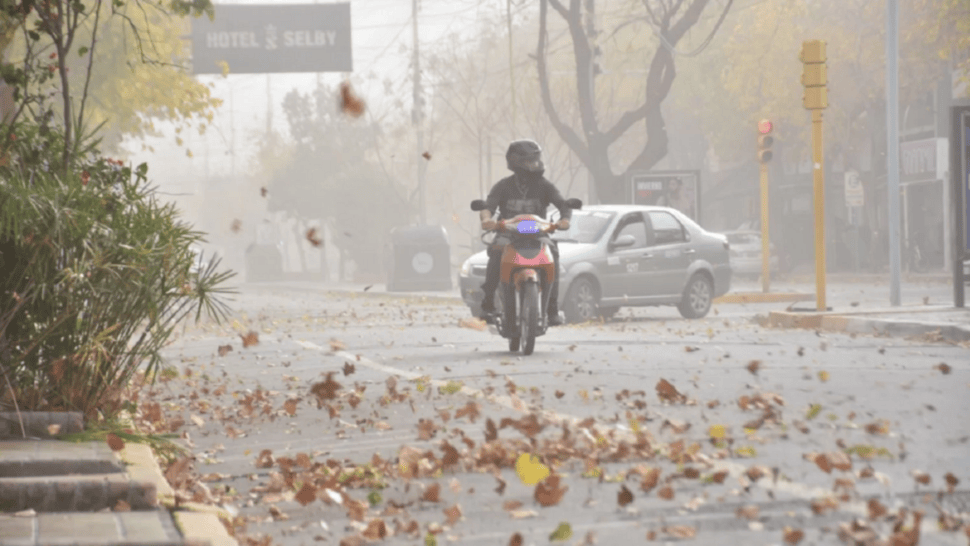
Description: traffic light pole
812,108,827,311
760,163,770,293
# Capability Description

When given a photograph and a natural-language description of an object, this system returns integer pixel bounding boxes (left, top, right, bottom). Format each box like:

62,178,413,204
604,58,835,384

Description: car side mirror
470,199,486,211
610,234,636,249
566,198,583,210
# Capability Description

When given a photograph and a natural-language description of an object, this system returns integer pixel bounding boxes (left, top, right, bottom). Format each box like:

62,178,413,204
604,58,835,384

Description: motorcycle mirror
566,198,583,210
470,199,487,211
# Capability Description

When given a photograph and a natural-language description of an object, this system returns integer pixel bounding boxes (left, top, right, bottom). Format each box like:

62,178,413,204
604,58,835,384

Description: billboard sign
630,171,701,223
191,3,352,75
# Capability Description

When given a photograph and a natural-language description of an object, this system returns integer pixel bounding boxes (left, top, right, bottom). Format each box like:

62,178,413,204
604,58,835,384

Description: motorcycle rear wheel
520,282,539,355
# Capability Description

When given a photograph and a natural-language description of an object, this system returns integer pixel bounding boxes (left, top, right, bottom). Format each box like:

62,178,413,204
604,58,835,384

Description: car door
600,212,651,299
645,210,692,296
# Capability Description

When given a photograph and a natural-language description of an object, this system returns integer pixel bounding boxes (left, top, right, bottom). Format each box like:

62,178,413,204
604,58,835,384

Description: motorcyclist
479,139,572,326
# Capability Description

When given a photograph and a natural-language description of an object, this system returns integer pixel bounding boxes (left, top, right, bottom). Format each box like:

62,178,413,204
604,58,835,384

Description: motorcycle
470,198,582,355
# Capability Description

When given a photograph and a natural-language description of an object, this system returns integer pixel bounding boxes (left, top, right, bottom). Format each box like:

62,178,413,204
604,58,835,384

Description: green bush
0,121,235,421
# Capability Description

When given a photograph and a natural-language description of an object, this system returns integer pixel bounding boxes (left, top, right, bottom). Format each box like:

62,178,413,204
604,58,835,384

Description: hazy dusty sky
127,0,502,184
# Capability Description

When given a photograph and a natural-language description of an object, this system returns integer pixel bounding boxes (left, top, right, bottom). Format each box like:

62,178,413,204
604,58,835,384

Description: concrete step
0,440,154,512
0,510,194,546
0,412,84,439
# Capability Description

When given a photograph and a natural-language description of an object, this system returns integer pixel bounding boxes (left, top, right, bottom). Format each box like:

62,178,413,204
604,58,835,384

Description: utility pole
507,0,515,132
412,0,426,225
800,40,829,311
886,0,902,306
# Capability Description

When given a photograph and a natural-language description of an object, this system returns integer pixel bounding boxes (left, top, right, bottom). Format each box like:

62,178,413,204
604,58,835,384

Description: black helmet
506,139,544,174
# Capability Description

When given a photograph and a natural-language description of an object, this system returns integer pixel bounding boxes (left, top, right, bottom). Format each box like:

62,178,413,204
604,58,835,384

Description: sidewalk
766,304,970,344
0,413,236,546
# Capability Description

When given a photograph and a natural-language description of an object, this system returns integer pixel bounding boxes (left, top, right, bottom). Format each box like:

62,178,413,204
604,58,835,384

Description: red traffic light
758,119,773,134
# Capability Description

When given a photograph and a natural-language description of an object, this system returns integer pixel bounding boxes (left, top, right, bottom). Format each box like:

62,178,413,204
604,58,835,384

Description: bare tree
537,0,732,203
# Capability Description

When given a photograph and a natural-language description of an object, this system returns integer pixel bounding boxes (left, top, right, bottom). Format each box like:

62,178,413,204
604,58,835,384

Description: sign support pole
886,0,902,306
812,109,827,311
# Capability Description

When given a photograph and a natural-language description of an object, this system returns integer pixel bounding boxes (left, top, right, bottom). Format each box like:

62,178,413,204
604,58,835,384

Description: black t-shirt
485,174,572,221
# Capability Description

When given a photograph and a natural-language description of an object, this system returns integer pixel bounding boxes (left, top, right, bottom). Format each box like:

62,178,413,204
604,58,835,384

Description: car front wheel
564,277,599,323
677,273,713,319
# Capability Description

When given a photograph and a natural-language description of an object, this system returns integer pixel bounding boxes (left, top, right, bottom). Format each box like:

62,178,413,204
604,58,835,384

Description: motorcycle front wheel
520,282,539,355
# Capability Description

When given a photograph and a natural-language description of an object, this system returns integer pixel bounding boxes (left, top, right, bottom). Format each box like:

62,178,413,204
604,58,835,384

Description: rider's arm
546,181,572,221
484,180,505,218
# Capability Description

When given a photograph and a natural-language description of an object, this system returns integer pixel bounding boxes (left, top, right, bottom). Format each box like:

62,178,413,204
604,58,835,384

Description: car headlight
460,259,472,278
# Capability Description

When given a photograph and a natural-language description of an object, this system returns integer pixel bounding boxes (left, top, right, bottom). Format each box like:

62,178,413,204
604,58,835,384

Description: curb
714,292,814,304
767,310,970,343
119,443,239,546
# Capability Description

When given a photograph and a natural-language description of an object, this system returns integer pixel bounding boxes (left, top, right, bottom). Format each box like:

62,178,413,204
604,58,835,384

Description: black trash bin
387,225,452,292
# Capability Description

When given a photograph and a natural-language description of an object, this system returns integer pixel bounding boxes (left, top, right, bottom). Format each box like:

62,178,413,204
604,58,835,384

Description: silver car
458,204,732,323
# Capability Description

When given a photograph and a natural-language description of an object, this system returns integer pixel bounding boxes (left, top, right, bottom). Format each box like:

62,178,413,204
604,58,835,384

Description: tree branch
537,0,589,165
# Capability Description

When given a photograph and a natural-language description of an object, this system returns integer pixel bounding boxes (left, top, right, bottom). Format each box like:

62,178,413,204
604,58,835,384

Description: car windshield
552,210,615,243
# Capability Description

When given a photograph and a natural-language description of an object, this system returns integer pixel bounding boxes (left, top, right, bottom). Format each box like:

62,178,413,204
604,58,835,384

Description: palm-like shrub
0,121,235,421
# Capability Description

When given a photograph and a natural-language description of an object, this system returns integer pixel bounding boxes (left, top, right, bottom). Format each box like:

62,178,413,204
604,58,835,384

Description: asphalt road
155,283,969,546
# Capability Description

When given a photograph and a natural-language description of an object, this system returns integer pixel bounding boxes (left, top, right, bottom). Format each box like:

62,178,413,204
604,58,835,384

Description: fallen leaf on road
508,532,523,546
867,498,888,519
295,482,316,506
503,500,523,511
311,373,342,401
945,472,959,493
241,331,259,348
736,505,759,520
911,470,931,485
422,483,441,502
656,378,687,404
810,497,839,515
617,484,634,507
343,362,355,376
746,360,761,375
283,399,298,416
443,504,462,525
535,474,568,507
510,509,537,519
549,522,573,542
817,370,830,382
658,485,675,500
362,519,387,539
633,466,660,492
329,339,346,352
217,344,232,357
661,419,691,434
782,526,805,544
663,525,696,539
454,402,480,422
516,453,550,485
936,363,951,374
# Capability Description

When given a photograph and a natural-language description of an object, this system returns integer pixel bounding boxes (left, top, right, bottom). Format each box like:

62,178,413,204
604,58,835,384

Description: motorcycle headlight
460,259,471,277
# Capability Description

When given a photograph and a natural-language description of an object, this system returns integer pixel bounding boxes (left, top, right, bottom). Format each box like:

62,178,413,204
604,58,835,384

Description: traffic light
800,40,828,109
758,119,774,164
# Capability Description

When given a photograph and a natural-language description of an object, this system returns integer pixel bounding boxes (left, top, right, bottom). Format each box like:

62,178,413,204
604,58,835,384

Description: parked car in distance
458,204,732,323
721,230,778,277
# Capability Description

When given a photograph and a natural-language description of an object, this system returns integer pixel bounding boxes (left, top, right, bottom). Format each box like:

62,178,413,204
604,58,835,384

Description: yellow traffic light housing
800,40,827,110
757,120,774,164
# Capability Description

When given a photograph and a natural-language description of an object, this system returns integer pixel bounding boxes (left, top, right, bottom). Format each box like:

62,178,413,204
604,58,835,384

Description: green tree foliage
264,83,410,276
0,120,234,420
0,0,220,159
